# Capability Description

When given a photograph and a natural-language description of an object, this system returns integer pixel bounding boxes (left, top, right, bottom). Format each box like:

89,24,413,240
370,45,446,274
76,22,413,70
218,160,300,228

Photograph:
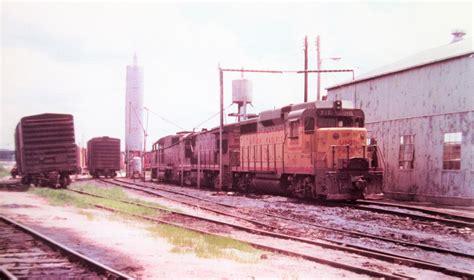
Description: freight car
14,113,77,188
151,100,383,200
87,137,120,178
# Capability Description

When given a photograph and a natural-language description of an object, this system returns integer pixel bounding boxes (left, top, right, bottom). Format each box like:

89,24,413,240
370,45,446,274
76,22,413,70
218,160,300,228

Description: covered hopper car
87,136,120,178
151,100,383,201
14,113,77,188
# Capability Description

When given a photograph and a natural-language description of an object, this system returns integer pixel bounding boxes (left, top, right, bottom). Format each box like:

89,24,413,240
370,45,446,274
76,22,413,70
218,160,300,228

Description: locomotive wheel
236,174,252,193
236,175,248,192
32,177,41,187
204,173,215,188
291,177,305,198
213,175,220,190
59,176,68,188
303,177,316,199
21,176,30,185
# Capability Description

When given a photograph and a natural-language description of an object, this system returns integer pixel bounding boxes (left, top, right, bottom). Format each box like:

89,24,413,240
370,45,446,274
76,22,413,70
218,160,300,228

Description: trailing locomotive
14,113,77,188
87,136,120,178
151,100,383,200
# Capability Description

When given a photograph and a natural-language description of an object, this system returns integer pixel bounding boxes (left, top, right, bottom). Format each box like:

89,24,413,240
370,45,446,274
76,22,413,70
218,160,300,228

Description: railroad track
113,179,472,228
0,180,22,189
96,178,474,279
68,186,412,279
0,215,132,280
336,201,474,229
355,199,474,224
109,179,474,258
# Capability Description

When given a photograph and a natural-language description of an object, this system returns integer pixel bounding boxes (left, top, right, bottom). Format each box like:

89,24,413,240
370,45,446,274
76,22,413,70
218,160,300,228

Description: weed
30,185,163,217
147,224,261,263
79,210,95,221
30,184,261,263
0,165,11,178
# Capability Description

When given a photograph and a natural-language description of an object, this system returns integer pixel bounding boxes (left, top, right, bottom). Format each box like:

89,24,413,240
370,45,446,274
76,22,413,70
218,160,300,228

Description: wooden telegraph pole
304,36,308,102
316,35,321,101
218,66,224,191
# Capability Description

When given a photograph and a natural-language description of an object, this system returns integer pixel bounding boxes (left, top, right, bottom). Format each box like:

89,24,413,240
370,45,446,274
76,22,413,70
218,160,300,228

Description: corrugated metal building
326,37,473,206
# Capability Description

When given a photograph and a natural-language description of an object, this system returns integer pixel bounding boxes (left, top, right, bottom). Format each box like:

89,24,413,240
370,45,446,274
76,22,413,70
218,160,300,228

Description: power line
147,108,186,131
192,103,233,130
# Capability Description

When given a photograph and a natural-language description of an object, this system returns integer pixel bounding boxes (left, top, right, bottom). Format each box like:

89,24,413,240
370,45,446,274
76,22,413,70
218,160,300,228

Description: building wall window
399,135,414,170
443,132,462,170
289,120,299,138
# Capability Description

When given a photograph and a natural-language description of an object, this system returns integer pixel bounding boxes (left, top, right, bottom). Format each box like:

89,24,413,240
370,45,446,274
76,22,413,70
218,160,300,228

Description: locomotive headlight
332,133,340,140
360,134,365,140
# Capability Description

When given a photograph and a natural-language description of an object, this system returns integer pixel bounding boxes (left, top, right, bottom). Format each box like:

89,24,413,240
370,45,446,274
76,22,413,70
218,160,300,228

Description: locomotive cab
285,101,383,200
310,104,383,200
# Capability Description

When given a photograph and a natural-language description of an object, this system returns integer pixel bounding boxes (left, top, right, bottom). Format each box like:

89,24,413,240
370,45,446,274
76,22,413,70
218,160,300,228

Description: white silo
125,54,144,176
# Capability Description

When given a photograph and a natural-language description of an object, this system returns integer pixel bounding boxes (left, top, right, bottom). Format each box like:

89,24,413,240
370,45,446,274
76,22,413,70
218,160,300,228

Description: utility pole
197,144,201,189
304,36,308,102
316,35,321,101
218,65,223,191
142,107,149,182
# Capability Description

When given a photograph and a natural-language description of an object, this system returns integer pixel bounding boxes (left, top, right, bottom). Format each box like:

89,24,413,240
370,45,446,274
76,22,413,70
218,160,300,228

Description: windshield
317,116,364,128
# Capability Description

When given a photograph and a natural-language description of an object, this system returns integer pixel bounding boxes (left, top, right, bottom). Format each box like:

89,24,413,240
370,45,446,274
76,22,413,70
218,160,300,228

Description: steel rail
69,188,441,265
261,209,474,259
0,267,17,280
97,180,278,229
108,178,474,259
91,203,408,280
339,203,474,229
155,175,474,229
356,199,474,223
0,180,21,188
0,215,133,280
94,180,474,278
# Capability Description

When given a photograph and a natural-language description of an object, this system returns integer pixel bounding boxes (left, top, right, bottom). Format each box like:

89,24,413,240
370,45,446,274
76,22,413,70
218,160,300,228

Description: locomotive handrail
329,144,380,171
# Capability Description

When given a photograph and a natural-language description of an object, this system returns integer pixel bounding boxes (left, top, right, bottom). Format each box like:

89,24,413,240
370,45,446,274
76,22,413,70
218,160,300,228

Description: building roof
327,37,473,90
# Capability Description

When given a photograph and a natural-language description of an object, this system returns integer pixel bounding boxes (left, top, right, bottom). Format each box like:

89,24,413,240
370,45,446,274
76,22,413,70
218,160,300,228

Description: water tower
231,79,253,121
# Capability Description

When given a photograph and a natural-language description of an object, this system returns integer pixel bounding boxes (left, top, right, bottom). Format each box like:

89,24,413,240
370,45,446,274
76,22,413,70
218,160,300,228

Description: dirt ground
0,187,367,279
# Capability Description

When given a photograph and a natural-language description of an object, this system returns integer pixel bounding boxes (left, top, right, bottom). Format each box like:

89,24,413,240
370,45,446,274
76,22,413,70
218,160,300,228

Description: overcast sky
1,1,472,150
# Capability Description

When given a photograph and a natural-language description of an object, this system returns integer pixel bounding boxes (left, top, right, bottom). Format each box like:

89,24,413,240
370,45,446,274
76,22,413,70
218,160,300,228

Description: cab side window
304,117,315,133
289,120,299,138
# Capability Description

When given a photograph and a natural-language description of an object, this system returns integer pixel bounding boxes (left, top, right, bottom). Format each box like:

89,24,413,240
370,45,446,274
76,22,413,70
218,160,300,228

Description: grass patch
79,210,95,221
282,274,300,280
148,224,261,263
71,184,180,212
30,184,165,218
0,165,11,178
31,183,260,263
